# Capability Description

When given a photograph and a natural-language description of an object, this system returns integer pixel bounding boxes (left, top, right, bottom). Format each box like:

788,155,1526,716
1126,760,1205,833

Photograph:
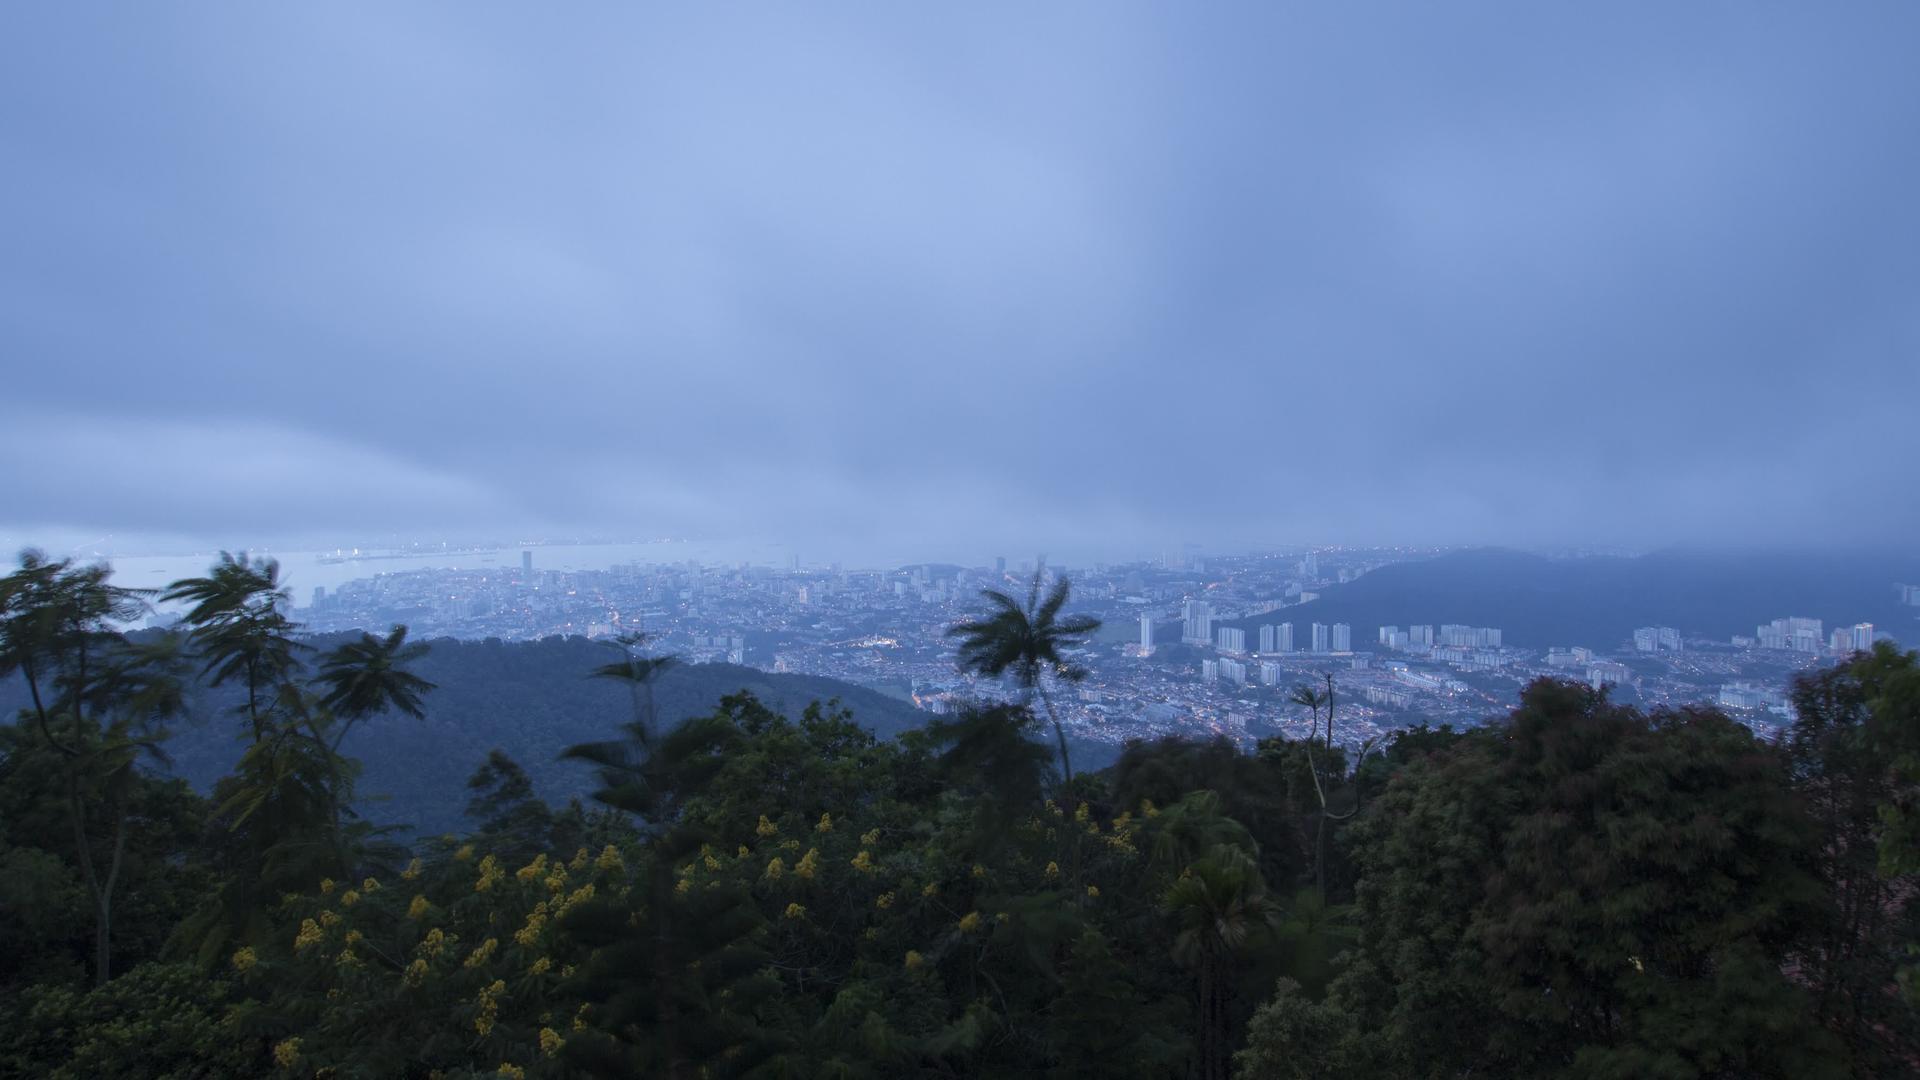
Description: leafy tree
0,551,190,985
466,749,558,862
949,570,1100,785
1783,648,1920,1068
1164,844,1281,1080
161,551,304,742
1328,680,1843,1078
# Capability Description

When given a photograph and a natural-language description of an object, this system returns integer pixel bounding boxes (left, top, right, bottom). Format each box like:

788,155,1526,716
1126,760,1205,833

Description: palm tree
162,552,304,741
592,632,680,735
312,624,435,754
303,624,435,859
1289,682,1330,751
949,568,1101,785
1165,844,1283,1080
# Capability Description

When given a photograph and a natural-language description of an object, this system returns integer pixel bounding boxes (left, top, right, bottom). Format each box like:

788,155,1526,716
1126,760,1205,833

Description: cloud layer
3,4,1916,561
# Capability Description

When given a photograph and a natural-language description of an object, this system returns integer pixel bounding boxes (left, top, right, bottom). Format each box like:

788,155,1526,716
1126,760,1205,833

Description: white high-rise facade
1331,623,1352,652
1139,613,1155,651
1311,623,1330,653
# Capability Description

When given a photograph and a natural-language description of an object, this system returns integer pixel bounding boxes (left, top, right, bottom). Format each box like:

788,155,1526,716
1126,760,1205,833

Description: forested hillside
5,550,1920,1078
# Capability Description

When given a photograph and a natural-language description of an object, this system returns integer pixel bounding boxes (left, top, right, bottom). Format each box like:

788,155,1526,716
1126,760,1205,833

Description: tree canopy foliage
3,551,1918,1077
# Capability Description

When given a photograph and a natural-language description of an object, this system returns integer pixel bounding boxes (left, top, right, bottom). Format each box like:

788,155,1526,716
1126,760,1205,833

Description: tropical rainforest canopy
3,550,1917,1078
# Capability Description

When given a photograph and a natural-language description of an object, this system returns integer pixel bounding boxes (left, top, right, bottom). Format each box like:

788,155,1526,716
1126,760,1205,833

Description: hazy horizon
5,4,1917,557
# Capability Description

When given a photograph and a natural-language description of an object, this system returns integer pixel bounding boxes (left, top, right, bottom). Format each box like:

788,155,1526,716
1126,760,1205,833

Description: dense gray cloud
3,3,1916,563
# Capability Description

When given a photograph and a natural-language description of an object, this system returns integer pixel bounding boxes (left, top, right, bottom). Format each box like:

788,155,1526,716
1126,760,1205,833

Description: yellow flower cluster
294,919,324,952
335,945,361,968
319,877,336,895
784,902,806,920
675,878,692,896
404,957,429,987
1046,799,1065,818
516,854,549,884
573,1003,591,1033
860,828,881,846
737,845,750,858
497,1065,524,1079
340,890,361,907
514,905,548,947
230,946,257,973
544,865,567,893
795,848,820,880
957,911,982,933
904,950,925,970
569,847,590,871
875,891,896,910
922,882,939,897
464,937,498,968
539,1026,564,1057
1074,802,1091,824
1140,799,1159,818
475,979,507,1035
418,926,451,958
756,814,779,838
594,845,624,872
764,857,785,880
555,883,595,918
528,956,553,975
454,843,476,861
1086,885,1101,898
971,863,987,879
402,857,423,880
319,909,340,928
273,1037,301,1067
703,852,722,871
361,876,379,893
345,929,364,946
408,894,430,920
816,812,834,833
476,854,504,892
850,850,875,873
1044,861,1061,880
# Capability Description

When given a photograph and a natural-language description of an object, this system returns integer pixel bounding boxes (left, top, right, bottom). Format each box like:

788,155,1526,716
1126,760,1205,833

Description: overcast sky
4,4,1917,564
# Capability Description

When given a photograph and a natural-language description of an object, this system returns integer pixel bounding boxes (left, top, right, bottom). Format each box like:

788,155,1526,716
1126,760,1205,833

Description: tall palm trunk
1034,682,1073,786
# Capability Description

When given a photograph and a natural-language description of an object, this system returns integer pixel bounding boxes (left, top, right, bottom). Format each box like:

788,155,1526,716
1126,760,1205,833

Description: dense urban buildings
255,545,1908,756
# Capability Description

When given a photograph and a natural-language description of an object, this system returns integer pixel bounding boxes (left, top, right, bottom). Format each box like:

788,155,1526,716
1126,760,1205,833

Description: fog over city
4,4,1917,561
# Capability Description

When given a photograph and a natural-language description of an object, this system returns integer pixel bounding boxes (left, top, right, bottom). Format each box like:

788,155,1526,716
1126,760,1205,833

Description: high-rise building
1331,623,1352,652
1758,617,1823,653
1407,625,1434,648
1139,613,1155,652
995,556,1006,574
1202,659,1219,681
1276,622,1294,652
1217,627,1246,654
1311,623,1330,653
522,550,534,576
1259,661,1282,686
1259,624,1275,653
1851,623,1875,652
1182,600,1214,645
1632,626,1682,652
